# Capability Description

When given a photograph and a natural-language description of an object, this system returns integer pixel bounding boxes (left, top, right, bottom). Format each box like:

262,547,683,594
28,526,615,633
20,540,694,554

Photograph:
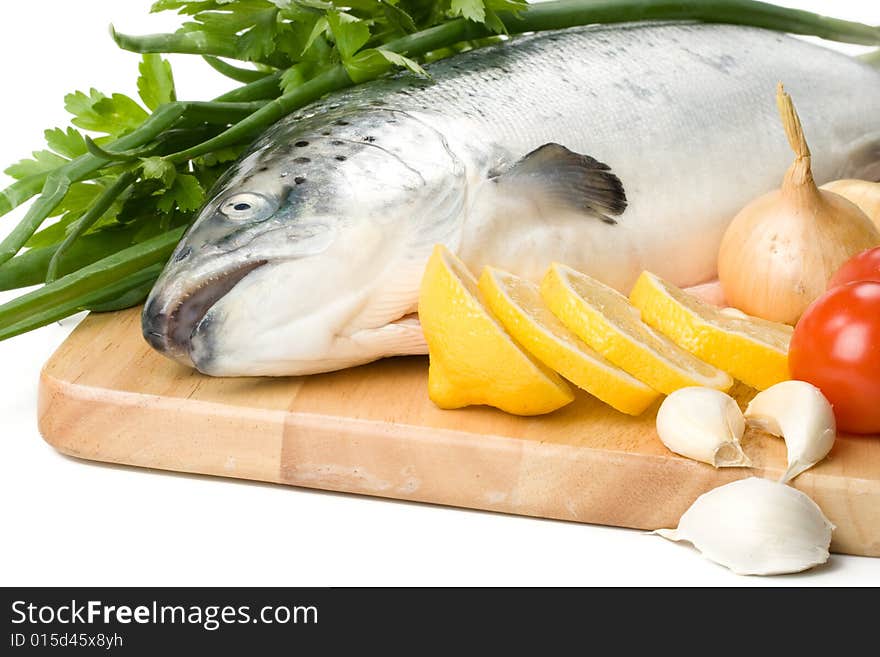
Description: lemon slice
629,271,793,390
541,263,733,394
478,267,659,416
418,245,574,415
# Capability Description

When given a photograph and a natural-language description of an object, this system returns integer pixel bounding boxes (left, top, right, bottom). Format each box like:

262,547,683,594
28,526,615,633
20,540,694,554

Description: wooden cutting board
38,307,880,557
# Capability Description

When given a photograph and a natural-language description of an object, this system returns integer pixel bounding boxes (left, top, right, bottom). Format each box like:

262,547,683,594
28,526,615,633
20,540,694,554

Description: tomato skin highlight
828,246,880,289
789,281,880,435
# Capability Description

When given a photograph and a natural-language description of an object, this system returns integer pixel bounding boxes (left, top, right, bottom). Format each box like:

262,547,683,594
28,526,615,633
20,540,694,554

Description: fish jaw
142,206,338,369
186,237,424,377
142,258,267,368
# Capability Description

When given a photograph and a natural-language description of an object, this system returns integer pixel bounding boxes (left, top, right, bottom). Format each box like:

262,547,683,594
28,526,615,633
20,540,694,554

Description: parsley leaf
65,89,149,137
51,182,105,218
301,16,329,57
236,8,280,61
44,127,88,159
151,1,224,14
25,211,85,249
345,47,430,83
63,89,108,132
375,49,430,77
326,11,371,61
450,0,485,24
137,54,177,111
157,174,205,213
91,94,151,136
450,0,526,31
381,1,418,34
141,157,178,188
3,150,67,181
194,145,244,167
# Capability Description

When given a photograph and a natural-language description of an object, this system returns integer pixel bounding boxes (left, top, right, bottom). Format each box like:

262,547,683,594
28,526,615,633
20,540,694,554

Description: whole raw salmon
142,22,880,376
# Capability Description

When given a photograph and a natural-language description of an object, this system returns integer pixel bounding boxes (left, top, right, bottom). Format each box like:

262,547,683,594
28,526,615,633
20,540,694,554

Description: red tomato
789,281,880,435
828,246,880,289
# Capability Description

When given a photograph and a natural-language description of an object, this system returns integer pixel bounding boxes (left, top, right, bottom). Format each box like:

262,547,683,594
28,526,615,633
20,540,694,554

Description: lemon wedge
418,245,574,415
629,271,793,390
541,263,733,394
477,266,659,415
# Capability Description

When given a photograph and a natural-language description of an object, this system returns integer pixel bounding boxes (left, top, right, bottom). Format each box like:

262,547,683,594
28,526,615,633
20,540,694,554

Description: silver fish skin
142,22,880,376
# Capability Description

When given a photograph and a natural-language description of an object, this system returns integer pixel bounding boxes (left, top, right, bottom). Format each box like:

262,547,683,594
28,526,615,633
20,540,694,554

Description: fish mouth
142,260,267,368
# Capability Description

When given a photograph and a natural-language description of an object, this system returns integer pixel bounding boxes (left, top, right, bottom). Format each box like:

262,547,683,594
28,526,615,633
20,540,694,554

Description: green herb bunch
0,0,878,342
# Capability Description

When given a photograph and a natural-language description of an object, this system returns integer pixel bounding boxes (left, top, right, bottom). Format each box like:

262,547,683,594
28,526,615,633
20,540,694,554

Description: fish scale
142,22,880,376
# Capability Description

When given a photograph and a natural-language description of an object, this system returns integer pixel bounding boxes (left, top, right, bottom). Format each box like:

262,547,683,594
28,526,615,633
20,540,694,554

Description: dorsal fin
489,143,627,224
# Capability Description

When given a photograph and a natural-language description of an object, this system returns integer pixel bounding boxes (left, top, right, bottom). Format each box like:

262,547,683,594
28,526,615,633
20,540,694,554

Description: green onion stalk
0,0,878,339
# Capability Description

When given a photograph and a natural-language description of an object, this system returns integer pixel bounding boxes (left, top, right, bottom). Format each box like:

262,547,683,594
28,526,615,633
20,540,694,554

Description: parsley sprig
0,0,878,340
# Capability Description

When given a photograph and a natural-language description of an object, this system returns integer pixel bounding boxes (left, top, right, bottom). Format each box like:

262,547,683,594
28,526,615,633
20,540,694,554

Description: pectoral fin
349,315,427,357
489,143,627,224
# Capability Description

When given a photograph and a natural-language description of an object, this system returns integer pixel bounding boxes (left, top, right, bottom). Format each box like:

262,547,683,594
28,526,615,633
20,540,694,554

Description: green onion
0,227,184,331
0,264,164,341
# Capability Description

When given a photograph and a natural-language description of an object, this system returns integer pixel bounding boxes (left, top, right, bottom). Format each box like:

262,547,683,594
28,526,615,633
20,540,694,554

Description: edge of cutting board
36,309,880,557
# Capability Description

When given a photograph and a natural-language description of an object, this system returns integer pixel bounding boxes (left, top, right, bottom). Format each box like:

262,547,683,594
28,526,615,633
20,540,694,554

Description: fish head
143,107,466,375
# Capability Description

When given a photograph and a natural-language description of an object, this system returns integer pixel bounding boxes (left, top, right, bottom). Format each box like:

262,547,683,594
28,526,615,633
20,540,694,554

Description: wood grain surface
37,307,880,556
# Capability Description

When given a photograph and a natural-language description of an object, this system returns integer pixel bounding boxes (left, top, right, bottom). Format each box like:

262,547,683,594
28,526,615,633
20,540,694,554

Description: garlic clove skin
655,387,750,468
744,380,836,483
655,477,834,576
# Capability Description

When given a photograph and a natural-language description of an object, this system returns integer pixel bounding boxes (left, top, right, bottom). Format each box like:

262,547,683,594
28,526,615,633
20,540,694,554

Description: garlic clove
655,387,750,467
655,477,834,576
744,380,836,483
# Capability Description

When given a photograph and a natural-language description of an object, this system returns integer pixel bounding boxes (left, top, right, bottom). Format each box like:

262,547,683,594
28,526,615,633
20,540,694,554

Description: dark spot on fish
363,136,376,143
295,140,309,147
334,120,350,126
331,140,345,146
329,103,341,109
335,155,347,162
173,246,191,263
321,130,331,136
294,176,306,185
294,156,311,164
386,119,397,124
258,166,269,172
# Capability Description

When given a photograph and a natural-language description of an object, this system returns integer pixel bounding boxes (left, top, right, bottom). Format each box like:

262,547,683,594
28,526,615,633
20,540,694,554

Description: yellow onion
718,84,880,325
820,179,880,231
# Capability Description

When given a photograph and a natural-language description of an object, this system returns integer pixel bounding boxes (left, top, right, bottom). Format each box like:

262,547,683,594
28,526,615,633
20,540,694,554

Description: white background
1,1,878,586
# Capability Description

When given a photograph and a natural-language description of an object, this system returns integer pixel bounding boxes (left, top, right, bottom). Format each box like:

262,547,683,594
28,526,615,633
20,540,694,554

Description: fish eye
219,192,275,222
